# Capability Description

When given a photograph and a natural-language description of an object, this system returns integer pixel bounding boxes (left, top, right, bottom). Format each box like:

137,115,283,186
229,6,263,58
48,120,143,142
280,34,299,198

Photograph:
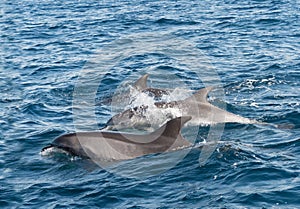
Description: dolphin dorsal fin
152,116,191,139
133,74,149,91
185,86,215,103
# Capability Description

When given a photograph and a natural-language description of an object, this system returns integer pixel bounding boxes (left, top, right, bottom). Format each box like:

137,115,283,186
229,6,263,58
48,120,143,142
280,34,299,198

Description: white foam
161,87,192,102
40,146,69,156
129,87,156,108
144,106,183,128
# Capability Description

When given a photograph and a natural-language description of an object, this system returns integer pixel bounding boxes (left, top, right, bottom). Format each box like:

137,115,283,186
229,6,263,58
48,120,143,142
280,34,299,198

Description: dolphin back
152,116,191,138
149,116,192,150
183,86,215,103
133,74,149,91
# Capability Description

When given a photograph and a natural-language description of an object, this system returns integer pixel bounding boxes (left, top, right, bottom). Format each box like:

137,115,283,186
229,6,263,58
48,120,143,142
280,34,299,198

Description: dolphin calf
42,117,192,161
105,86,261,130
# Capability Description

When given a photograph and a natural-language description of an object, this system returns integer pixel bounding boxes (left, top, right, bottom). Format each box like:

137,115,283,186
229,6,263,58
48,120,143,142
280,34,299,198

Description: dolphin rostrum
42,116,192,161
105,86,261,130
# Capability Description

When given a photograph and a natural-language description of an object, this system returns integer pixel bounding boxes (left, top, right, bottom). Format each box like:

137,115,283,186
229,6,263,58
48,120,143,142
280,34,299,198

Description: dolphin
42,117,192,161
105,86,262,130
133,74,171,99
98,74,169,105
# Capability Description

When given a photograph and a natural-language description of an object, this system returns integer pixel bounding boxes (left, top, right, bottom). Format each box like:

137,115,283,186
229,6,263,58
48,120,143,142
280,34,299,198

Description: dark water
1,0,300,208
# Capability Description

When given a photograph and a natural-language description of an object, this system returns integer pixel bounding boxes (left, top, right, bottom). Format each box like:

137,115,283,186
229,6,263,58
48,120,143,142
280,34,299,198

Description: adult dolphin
98,73,169,105
105,86,263,130
133,73,171,99
42,117,192,161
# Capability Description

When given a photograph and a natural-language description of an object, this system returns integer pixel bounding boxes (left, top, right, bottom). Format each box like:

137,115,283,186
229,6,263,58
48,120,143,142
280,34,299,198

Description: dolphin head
49,133,89,158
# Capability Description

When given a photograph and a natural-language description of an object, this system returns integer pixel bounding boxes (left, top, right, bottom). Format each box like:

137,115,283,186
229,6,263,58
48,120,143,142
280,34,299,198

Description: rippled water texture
1,0,300,208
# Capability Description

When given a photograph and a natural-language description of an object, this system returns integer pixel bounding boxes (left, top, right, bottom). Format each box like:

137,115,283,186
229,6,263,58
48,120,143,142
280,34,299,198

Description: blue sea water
1,0,300,208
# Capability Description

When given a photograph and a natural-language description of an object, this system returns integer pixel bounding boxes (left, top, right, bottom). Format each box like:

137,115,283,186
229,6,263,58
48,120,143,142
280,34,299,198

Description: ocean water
1,0,300,208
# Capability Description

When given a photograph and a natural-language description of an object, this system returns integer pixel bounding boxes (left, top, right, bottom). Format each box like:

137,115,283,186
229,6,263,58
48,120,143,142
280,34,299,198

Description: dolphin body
106,86,261,130
42,117,192,161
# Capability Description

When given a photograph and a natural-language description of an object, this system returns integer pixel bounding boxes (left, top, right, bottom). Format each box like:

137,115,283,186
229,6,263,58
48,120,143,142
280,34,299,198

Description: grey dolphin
42,116,192,161
105,86,261,130
98,74,169,105
133,74,171,99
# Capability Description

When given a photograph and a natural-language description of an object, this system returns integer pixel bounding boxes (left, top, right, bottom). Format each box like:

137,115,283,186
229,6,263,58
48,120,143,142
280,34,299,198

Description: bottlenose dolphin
42,117,192,161
98,74,169,105
105,86,261,130
133,74,171,99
